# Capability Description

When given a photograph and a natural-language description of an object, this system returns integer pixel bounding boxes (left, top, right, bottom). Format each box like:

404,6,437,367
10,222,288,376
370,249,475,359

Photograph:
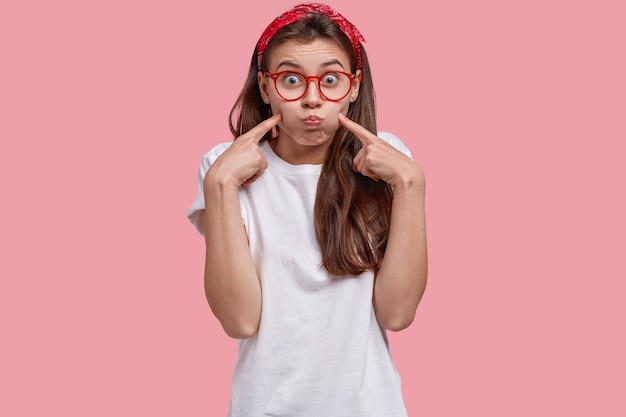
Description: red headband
256,3,365,70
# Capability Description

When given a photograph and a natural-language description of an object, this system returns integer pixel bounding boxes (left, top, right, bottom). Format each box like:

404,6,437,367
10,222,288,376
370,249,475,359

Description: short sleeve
186,142,232,234
377,131,413,159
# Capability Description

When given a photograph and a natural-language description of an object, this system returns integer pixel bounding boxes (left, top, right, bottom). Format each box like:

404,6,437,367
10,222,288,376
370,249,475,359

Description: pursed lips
303,116,323,126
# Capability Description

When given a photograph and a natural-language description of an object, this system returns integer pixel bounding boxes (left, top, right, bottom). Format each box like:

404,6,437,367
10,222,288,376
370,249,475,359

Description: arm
339,114,428,331
373,170,427,331
203,177,262,339
201,114,282,339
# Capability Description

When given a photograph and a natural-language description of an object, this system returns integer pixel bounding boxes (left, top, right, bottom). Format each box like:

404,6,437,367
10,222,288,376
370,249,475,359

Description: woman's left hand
338,113,424,187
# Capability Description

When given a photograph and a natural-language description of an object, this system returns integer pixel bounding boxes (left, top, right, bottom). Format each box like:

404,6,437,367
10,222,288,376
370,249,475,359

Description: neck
269,136,330,165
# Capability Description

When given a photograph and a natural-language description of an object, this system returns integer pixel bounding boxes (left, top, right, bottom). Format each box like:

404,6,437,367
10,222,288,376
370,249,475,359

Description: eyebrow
275,59,346,72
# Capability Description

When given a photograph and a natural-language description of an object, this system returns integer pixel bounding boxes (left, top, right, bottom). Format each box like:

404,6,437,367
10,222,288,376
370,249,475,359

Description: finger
352,159,381,182
243,171,263,186
352,148,364,171
243,112,282,143
243,151,268,186
352,150,368,176
353,146,382,182
338,113,377,145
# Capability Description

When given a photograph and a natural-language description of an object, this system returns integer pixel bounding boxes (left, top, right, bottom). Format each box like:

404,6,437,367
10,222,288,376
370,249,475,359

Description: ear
349,70,362,103
258,71,270,103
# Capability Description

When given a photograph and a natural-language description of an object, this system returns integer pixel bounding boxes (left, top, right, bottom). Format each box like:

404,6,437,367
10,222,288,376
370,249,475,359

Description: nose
301,79,323,108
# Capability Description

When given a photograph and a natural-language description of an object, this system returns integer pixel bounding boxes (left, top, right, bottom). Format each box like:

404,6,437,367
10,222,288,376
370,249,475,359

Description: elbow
374,285,426,332
379,312,415,332
221,317,260,339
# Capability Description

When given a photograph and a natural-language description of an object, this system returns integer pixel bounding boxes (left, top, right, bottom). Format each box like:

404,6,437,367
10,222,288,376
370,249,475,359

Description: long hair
229,14,393,276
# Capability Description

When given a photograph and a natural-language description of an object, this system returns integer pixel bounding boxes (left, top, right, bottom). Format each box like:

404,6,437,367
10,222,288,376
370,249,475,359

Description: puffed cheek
325,118,340,134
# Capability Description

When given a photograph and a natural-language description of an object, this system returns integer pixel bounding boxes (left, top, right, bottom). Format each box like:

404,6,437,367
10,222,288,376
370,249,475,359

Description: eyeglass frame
263,70,357,102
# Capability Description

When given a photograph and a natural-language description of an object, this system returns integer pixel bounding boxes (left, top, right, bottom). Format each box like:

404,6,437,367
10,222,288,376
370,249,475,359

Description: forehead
266,38,351,71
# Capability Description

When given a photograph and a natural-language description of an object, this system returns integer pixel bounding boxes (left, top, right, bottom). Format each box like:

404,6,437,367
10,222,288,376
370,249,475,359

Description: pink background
2,0,624,415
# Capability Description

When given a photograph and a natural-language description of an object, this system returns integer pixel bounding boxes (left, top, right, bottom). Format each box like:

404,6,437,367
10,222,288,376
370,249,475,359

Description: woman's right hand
205,113,282,189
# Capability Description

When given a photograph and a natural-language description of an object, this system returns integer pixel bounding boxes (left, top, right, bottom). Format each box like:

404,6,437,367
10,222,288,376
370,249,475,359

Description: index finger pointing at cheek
245,112,282,143
338,113,374,144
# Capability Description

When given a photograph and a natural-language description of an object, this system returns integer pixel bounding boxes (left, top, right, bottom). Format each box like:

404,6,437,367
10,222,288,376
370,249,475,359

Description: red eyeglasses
264,71,356,102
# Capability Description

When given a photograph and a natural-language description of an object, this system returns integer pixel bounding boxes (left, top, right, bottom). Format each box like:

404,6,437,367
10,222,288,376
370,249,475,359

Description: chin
298,130,334,146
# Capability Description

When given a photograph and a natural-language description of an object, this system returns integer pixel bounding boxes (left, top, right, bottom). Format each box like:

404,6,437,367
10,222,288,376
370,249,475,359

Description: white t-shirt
187,132,412,417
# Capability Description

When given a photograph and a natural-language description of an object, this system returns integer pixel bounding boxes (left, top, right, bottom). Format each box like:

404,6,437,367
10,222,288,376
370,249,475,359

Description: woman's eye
283,74,302,85
321,74,339,85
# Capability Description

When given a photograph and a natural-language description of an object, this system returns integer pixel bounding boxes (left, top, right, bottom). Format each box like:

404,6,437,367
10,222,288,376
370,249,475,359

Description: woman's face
258,38,361,163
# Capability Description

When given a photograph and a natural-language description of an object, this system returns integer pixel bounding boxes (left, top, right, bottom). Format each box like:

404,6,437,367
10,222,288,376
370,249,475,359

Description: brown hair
229,13,392,276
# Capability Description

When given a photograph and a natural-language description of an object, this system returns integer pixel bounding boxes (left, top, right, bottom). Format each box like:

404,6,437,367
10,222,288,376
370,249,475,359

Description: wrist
390,165,425,191
204,168,240,193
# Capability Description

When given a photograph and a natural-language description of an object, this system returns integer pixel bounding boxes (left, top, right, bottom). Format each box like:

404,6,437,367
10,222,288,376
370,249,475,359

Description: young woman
187,4,427,416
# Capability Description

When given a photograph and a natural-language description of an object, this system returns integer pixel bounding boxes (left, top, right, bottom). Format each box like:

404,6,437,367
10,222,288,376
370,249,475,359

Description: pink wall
2,0,624,415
